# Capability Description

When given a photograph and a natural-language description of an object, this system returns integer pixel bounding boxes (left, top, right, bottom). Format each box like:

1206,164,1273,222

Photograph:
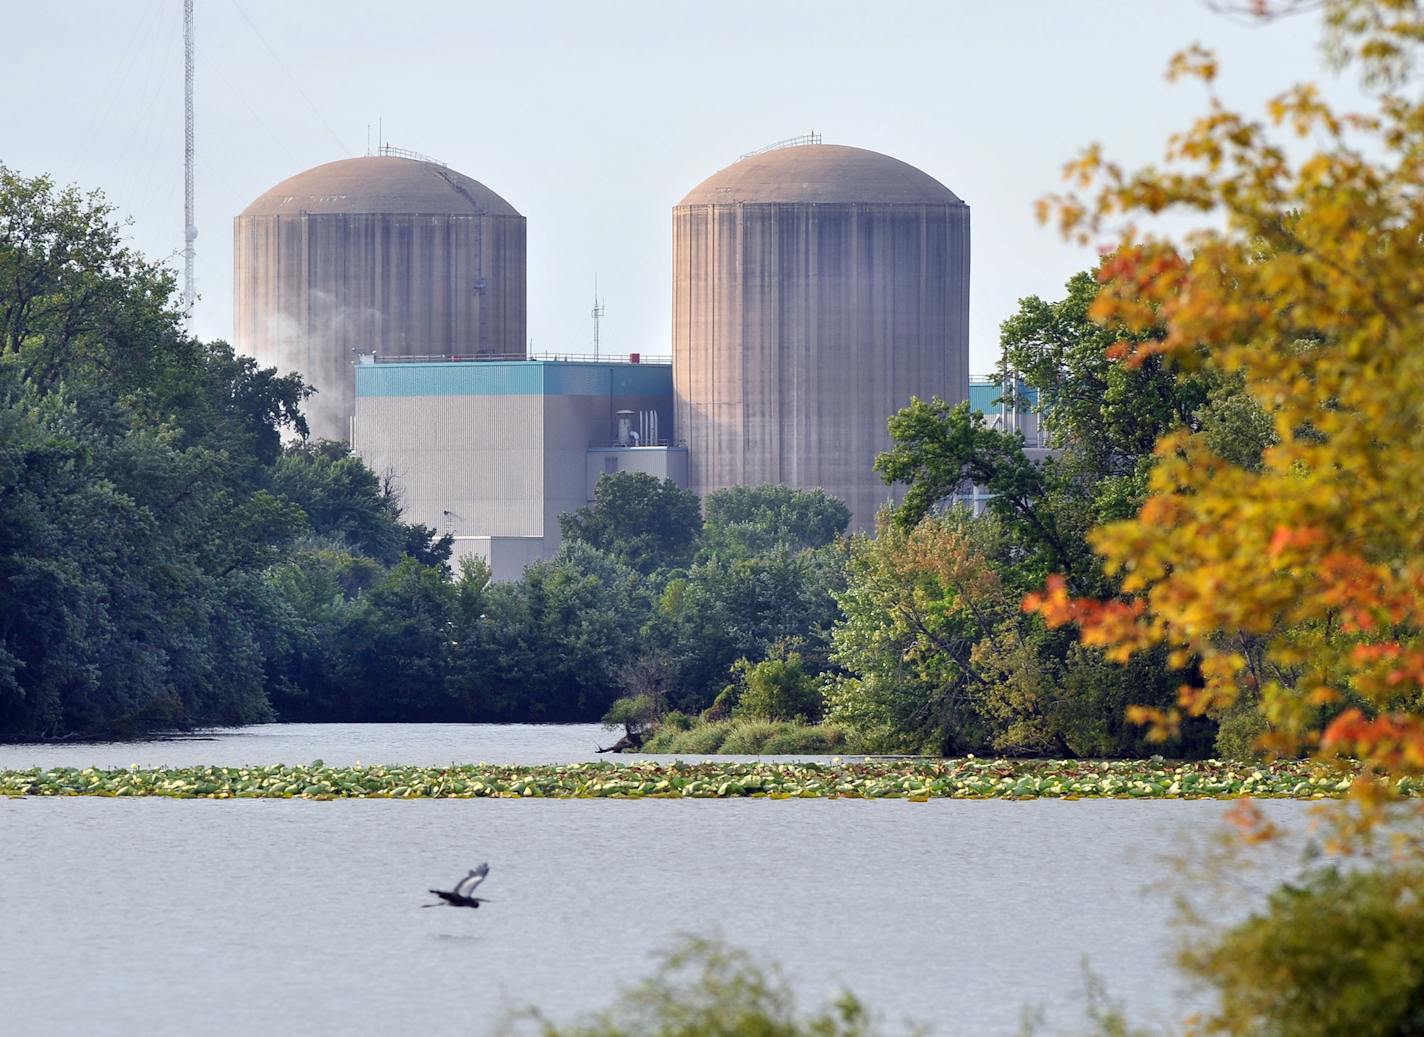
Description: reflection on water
0,789,1309,1036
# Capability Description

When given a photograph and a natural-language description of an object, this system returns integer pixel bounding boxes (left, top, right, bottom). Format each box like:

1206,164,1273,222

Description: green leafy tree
1179,864,1424,1037
452,543,650,720
827,509,1008,753
269,441,453,568
727,649,824,722
560,472,703,575
700,485,850,558
653,547,844,712
329,558,457,721
874,398,1094,589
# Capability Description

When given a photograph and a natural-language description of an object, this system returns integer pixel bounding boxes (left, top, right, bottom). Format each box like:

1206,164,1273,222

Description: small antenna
591,276,606,359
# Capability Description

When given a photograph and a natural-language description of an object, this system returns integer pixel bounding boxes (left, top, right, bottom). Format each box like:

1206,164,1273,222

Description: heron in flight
424,863,492,909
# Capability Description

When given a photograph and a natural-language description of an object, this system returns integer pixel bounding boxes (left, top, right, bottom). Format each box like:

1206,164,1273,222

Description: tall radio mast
183,0,196,316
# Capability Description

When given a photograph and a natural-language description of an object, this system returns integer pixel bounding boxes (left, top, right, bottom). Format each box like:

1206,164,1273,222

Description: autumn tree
1023,0,1424,786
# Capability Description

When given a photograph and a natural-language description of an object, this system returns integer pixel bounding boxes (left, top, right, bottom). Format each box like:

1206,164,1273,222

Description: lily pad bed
0,758,1401,800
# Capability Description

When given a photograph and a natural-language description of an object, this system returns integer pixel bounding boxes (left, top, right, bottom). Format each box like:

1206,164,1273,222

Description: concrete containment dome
234,154,527,441
239,156,521,218
673,141,970,529
678,143,963,206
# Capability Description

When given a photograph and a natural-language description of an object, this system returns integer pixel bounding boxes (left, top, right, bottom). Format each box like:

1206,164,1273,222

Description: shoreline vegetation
0,758,1391,800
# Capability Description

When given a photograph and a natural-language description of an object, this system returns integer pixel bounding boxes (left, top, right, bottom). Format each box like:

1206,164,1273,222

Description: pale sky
7,1,1338,375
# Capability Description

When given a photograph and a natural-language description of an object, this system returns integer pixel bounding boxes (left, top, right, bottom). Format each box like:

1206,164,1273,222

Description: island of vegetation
0,757,1383,801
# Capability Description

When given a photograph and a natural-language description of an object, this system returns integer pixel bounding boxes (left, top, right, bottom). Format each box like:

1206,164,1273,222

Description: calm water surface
0,726,1309,1036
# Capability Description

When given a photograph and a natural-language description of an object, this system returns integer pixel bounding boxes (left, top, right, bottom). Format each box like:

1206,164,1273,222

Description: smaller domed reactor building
234,154,527,441
673,141,969,529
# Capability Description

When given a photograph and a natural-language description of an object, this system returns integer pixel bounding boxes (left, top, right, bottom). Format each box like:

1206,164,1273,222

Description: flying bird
424,863,493,909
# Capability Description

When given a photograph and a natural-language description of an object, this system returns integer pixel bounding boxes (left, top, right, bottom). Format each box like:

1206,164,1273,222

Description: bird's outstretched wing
453,863,490,898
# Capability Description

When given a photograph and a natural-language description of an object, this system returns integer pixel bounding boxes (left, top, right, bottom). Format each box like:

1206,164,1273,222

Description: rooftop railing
376,143,448,167
739,131,822,159
366,352,671,365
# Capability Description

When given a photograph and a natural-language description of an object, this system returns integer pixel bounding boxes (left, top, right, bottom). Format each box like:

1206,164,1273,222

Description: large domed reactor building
672,140,969,529
234,153,526,441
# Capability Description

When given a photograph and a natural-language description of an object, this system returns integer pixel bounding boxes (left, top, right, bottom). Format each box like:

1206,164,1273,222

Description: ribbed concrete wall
673,195,969,529
234,157,526,442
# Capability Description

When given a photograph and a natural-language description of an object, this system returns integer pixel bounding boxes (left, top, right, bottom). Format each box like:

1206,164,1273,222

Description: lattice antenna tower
591,276,606,359
183,0,196,316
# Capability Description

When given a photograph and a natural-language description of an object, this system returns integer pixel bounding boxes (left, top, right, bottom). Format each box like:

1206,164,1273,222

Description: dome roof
239,156,521,218
677,143,962,207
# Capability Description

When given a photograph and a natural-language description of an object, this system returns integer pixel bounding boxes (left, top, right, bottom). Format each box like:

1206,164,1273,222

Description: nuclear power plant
233,137,969,578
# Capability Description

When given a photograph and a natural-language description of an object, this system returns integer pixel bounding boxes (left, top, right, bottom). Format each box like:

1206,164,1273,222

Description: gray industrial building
673,141,970,529
353,357,683,581
234,151,527,442
235,137,969,577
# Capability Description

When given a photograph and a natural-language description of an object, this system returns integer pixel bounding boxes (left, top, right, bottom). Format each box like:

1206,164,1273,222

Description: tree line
0,162,1254,757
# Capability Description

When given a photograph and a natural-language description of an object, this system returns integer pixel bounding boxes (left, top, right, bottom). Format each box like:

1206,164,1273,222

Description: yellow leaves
1166,44,1220,85
1268,83,1344,137
1309,686,1341,706
1125,704,1179,742
1027,2,1424,823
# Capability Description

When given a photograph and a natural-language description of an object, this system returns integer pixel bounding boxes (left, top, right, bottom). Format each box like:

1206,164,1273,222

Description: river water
0,725,1310,1036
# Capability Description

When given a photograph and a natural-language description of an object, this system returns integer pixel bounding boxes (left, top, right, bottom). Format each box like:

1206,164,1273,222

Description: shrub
730,652,824,723
506,936,896,1037
1180,864,1424,1037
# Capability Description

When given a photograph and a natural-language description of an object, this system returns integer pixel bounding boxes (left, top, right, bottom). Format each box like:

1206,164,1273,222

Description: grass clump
643,718,854,755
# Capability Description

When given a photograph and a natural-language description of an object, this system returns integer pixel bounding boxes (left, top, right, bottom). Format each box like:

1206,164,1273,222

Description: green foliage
509,937,895,1037
0,178,316,737
827,509,1007,754
0,757,1372,799
453,543,650,721
560,472,703,574
700,485,850,557
1180,865,1424,1037
640,716,852,755
0,164,468,738
728,650,824,722
269,441,452,567
998,270,1209,479
651,546,844,713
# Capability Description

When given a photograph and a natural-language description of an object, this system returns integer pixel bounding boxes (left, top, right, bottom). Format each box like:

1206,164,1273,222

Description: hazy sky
7,1,1339,374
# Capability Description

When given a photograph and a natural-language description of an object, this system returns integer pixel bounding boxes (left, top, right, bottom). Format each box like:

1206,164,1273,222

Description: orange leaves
1022,575,1153,663
1028,2,1424,814
1322,709,1424,773
1267,524,1327,558
1125,704,1180,742
1224,799,1282,844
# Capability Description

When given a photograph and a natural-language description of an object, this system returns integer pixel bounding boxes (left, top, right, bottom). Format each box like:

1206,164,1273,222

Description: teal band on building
354,357,685,580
